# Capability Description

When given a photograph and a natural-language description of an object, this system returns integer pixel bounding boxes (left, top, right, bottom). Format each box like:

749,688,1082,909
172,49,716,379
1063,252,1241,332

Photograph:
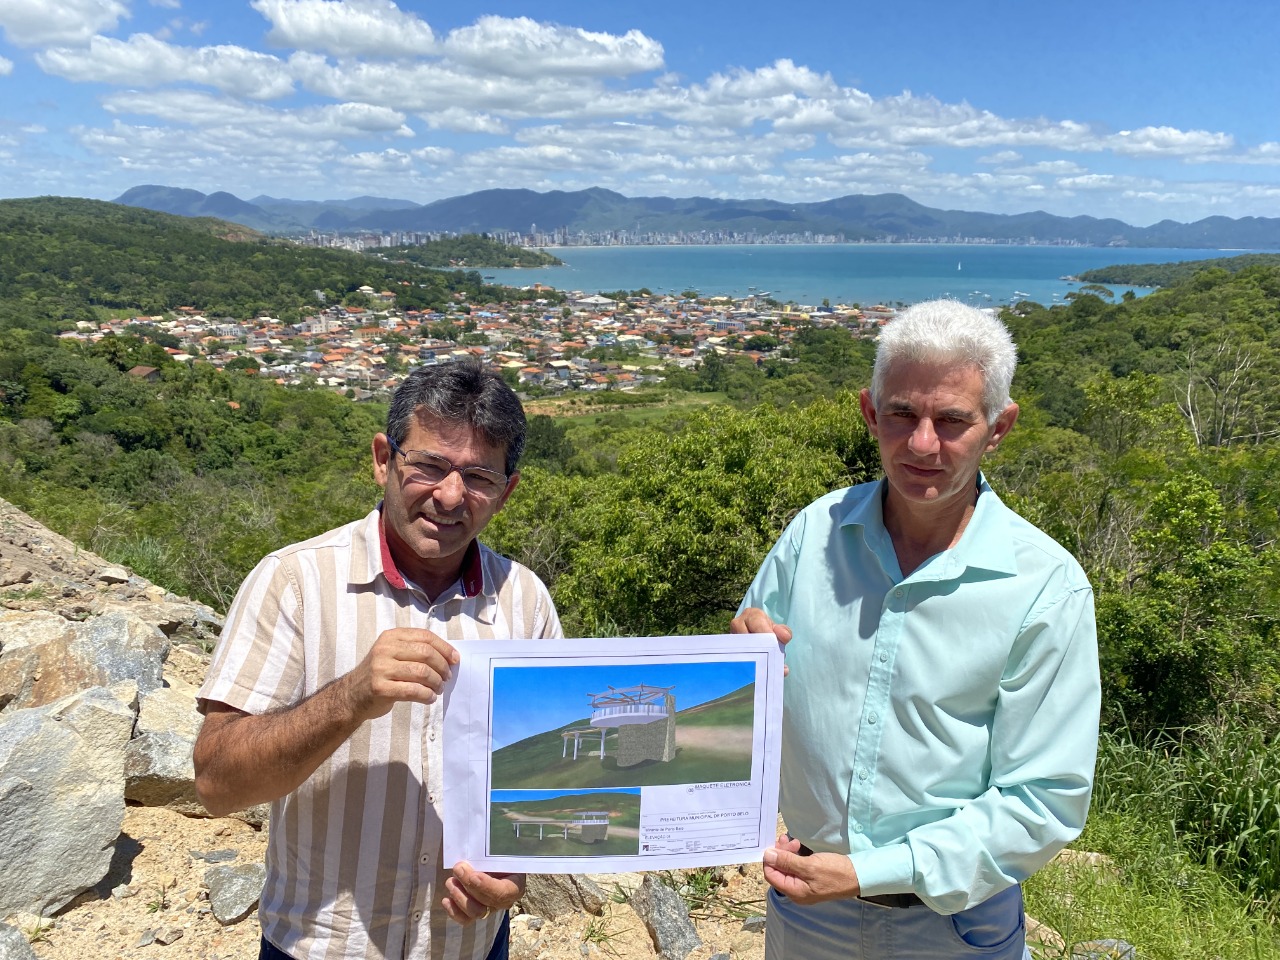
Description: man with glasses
194,360,560,960
733,301,1100,959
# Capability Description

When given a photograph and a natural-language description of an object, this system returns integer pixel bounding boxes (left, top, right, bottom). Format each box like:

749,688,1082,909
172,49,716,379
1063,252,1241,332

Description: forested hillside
380,234,562,269
0,197,550,325
1078,252,1280,288
3,208,1280,953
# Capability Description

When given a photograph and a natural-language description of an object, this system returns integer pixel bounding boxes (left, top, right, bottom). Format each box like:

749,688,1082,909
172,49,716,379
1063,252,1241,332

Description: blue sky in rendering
492,788,641,804
490,660,756,749
1,0,1278,222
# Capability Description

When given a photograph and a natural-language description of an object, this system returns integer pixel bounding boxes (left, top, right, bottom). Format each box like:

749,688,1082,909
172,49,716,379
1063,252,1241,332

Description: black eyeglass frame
385,436,510,499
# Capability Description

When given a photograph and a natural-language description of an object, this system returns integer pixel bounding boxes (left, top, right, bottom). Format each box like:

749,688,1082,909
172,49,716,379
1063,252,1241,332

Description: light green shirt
741,476,1100,914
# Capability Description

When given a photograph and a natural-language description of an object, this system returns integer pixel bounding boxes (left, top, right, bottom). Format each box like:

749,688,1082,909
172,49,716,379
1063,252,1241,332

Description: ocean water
482,244,1257,307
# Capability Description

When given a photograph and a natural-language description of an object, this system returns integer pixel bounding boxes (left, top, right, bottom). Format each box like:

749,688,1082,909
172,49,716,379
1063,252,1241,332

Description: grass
658,867,765,921
581,914,623,956
0,585,49,602
1024,718,1280,960
145,878,174,914
1026,814,1280,960
24,919,54,945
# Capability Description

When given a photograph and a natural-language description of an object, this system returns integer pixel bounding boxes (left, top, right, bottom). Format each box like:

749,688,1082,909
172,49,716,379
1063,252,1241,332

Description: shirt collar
351,503,486,599
839,474,1018,580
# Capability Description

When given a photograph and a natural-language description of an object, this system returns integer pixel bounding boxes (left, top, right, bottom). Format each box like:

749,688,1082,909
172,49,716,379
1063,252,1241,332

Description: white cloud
442,16,663,78
101,89,412,139
0,0,127,46
978,151,1022,165
289,52,617,119
150,0,182,7
251,0,436,58
422,107,508,136
76,118,337,185
515,122,808,159
0,56,12,76
37,34,294,100
1111,126,1234,157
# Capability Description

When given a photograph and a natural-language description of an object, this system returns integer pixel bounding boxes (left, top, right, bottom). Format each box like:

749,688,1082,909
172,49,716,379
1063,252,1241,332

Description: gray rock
741,915,766,933
629,874,701,960
0,566,33,588
189,848,238,863
96,567,131,585
0,922,39,960
0,686,134,916
205,862,267,924
0,611,168,712
154,925,185,945
519,874,607,919
124,684,204,813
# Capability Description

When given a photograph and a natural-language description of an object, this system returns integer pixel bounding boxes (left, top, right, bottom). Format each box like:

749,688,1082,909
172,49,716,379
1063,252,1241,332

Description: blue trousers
259,911,511,960
765,885,1030,959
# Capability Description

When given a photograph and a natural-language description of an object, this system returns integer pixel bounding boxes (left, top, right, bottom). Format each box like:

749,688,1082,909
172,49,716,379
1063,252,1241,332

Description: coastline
480,243,1249,306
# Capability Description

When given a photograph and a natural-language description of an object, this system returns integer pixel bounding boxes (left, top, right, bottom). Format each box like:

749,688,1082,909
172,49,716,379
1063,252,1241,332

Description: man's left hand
762,835,861,905
442,863,525,925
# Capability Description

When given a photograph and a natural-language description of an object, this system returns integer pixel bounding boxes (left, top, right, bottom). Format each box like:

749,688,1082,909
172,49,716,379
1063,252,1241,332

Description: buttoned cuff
849,843,915,897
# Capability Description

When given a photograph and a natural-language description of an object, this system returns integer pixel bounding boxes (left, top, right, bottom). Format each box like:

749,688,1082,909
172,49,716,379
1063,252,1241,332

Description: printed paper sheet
442,634,783,873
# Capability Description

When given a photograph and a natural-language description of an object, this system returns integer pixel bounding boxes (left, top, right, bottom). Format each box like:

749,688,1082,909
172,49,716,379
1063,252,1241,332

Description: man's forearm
193,675,367,816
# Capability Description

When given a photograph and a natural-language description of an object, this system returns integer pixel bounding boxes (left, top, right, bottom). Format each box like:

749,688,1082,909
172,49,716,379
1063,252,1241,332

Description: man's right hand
730,607,792,645
347,627,460,721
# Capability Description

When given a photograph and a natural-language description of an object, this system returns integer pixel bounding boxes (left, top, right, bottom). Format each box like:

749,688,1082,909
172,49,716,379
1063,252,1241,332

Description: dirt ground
24,804,769,960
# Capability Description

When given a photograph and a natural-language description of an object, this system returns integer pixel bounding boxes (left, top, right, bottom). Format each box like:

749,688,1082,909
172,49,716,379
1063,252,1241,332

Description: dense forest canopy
1078,252,1280,288
378,234,562,269
4,206,1280,940
0,197,554,328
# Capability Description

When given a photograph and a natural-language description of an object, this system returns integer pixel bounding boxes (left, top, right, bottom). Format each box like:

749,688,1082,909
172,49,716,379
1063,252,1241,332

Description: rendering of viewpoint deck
561,684,677,767
489,790,641,858
511,811,611,842
490,666,756,790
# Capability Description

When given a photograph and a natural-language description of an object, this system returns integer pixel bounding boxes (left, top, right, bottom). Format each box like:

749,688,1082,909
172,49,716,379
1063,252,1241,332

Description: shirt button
867,713,877,724
412,910,423,922
851,822,862,833
879,652,888,663
857,768,868,781
428,793,436,803
421,854,430,864
429,730,436,741
894,588,904,598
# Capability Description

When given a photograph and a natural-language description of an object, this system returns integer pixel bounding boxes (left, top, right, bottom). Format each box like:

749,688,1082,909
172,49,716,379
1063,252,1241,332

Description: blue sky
490,660,756,749
1,0,1278,224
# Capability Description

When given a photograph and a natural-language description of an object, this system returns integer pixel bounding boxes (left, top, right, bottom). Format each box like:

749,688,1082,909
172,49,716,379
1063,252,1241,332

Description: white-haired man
733,300,1100,959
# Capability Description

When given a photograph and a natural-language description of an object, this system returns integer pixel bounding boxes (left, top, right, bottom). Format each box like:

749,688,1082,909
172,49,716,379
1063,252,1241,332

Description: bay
482,244,1259,307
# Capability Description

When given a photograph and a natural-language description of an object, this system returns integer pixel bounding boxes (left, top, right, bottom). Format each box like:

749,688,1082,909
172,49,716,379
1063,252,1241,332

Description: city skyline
1,0,1278,225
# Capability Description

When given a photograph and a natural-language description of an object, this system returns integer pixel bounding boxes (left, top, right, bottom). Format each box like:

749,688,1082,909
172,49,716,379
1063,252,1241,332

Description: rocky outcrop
124,680,204,813
0,610,169,712
629,874,702,960
0,496,225,921
0,685,136,916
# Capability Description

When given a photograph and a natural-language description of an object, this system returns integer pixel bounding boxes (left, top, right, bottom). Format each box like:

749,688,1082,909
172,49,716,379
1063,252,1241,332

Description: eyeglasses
386,436,509,500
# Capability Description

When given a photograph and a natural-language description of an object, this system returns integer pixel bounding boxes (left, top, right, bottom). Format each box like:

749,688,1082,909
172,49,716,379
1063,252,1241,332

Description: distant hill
1078,252,1280,287
112,185,1280,248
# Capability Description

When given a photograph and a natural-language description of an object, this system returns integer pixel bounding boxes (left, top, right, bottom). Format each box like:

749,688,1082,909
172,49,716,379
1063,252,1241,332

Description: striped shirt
198,506,562,960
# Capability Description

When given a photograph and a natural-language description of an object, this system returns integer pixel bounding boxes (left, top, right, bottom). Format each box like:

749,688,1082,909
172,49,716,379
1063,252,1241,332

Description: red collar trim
377,504,485,598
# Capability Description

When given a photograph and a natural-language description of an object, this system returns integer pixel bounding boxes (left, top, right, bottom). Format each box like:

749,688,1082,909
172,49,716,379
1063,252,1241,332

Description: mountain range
113,185,1280,249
